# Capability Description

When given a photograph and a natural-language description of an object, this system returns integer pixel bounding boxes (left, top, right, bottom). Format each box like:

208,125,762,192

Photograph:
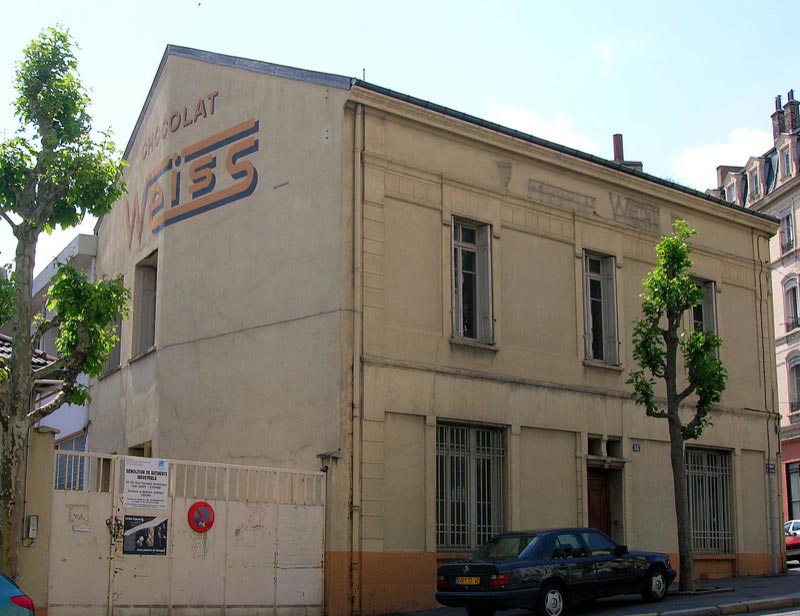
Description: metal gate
47,451,325,615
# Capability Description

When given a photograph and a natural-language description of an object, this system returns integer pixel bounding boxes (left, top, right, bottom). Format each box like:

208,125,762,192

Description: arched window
784,277,800,333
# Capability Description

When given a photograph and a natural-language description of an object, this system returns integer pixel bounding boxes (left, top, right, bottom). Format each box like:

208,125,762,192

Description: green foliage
627,220,728,440
0,26,124,229
47,262,129,384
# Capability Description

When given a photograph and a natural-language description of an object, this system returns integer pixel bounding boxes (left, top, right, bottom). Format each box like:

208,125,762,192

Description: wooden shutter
601,256,618,364
476,224,493,343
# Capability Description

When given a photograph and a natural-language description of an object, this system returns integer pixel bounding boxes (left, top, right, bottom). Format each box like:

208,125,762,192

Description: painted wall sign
187,501,215,533
125,117,260,248
124,458,169,510
123,515,168,555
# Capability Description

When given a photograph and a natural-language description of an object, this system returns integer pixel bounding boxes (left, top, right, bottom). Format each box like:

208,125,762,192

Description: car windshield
472,535,539,561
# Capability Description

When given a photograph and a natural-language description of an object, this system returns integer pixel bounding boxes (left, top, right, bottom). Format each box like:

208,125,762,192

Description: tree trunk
668,418,694,591
0,224,38,579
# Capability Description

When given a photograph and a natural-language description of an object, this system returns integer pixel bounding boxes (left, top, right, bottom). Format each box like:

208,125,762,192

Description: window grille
54,433,88,490
436,424,504,549
686,448,733,554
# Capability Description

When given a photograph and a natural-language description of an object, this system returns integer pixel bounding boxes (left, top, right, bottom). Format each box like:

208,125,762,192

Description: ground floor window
55,432,87,490
436,423,505,549
686,448,733,554
787,462,800,520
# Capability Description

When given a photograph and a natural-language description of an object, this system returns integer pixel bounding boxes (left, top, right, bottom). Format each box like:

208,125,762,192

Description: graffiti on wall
125,90,260,249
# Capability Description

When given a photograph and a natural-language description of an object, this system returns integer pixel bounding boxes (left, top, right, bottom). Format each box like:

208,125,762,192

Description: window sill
583,359,624,372
98,365,121,381
129,346,157,364
450,337,499,352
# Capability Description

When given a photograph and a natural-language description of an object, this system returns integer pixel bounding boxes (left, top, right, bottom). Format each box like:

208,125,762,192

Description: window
749,169,760,198
54,432,87,490
783,148,793,178
104,316,122,373
580,530,617,556
436,423,504,549
727,183,736,204
787,463,800,520
691,281,716,334
686,448,733,554
789,356,800,414
785,280,800,332
452,219,492,343
781,212,795,255
583,253,618,364
134,251,157,356
551,532,588,560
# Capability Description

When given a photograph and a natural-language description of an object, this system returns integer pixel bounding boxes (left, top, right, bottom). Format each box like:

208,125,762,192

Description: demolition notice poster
123,515,168,555
124,458,169,510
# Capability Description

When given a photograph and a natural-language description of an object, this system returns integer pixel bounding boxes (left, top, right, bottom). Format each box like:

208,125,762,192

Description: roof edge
352,80,778,226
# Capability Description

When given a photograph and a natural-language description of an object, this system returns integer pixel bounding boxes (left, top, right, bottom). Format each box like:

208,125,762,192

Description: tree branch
678,383,696,403
0,211,18,231
32,355,68,381
31,314,61,353
645,407,669,419
28,389,68,424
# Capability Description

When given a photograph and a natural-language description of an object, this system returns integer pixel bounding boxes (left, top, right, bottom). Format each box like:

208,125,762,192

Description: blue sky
2,0,798,272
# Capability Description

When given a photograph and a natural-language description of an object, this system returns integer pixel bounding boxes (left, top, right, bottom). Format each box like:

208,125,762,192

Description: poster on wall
124,458,169,510
123,515,168,555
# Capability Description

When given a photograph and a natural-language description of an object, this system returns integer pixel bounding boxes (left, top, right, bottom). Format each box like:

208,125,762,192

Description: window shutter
602,257,618,363
138,266,157,353
451,222,459,338
582,255,592,359
476,224,493,343
702,282,716,335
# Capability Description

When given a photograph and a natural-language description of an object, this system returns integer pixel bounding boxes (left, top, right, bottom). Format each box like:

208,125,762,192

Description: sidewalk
403,571,800,616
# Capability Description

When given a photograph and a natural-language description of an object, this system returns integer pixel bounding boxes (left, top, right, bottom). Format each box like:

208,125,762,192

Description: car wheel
536,582,566,616
641,568,668,602
466,608,496,616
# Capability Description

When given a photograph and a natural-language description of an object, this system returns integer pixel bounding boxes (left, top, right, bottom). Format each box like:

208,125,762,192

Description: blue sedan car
0,573,34,614
436,528,676,616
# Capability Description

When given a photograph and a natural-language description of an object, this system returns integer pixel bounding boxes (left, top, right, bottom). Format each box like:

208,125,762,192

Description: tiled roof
0,333,56,370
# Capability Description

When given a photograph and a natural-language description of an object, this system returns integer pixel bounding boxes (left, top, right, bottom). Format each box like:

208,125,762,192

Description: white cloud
485,103,600,155
670,128,773,190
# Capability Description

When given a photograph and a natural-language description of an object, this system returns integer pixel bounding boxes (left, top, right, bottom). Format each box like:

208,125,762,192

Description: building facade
89,46,780,614
709,91,800,524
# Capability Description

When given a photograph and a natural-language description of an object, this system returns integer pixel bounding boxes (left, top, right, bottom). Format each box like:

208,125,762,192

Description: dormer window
727,183,737,204
749,168,760,198
784,147,793,178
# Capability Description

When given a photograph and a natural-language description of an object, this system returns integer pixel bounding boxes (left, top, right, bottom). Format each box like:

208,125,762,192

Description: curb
626,596,800,616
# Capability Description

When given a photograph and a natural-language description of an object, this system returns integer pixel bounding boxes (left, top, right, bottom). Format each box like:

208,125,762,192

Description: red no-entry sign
187,501,215,533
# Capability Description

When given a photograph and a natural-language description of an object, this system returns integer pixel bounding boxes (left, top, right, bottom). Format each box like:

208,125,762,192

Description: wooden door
587,469,611,535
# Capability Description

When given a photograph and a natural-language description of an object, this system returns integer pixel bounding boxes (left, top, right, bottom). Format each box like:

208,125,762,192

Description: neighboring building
31,235,99,475
89,46,780,614
708,91,800,524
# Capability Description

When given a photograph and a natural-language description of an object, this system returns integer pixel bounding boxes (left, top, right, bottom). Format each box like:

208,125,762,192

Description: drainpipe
350,102,365,616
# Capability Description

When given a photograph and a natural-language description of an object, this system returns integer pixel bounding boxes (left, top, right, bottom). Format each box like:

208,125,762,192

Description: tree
628,220,727,592
0,27,129,578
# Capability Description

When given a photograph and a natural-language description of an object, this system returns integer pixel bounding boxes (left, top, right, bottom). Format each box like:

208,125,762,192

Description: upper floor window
749,169,760,198
783,147,793,178
789,355,800,414
133,251,158,356
785,279,800,333
583,253,618,364
781,212,795,255
452,219,492,344
691,281,716,335
727,183,736,204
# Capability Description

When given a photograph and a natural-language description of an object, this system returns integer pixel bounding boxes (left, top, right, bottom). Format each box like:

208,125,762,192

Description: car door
548,532,597,602
580,530,641,596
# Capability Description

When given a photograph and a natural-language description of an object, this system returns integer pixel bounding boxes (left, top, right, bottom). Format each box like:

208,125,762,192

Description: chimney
611,134,643,172
613,134,624,162
785,89,800,133
772,94,786,141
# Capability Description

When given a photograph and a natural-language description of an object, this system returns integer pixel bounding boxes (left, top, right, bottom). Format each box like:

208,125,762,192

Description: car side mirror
614,545,629,557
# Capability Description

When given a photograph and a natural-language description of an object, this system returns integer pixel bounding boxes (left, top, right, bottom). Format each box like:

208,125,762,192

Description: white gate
47,452,325,616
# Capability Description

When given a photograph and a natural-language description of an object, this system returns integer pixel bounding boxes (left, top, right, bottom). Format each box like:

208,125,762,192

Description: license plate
456,576,480,585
